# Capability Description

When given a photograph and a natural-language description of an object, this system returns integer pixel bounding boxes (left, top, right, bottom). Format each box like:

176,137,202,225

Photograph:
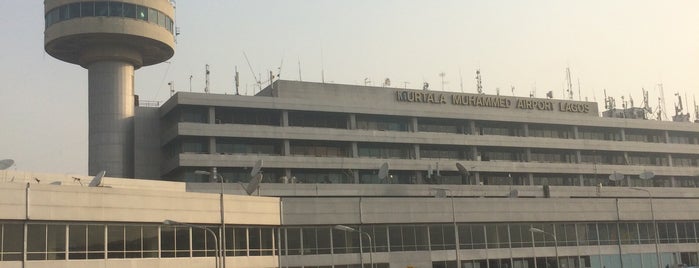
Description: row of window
4,221,699,262
0,223,273,261
165,137,699,167
45,1,174,34
434,252,697,268
169,106,699,144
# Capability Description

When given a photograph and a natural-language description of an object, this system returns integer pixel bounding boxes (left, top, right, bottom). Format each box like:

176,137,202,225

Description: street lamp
430,187,461,268
630,187,661,268
529,227,559,268
164,220,221,268
195,168,226,268
334,225,374,268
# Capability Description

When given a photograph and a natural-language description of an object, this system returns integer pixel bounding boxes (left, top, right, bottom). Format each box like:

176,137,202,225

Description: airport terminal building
3,80,699,268
28,1,699,267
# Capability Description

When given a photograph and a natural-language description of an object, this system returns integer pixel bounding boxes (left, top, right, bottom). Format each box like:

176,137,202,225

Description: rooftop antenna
403,81,410,89
511,86,515,96
439,72,446,91
459,68,464,92
383,78,391,87
475,69,483,94
0,159,14,170
243,51,261,91
530,82,536,98
674,92,683,115
234,66,240,95
603,89,609,109
168,81,174,96
320,47,325,83
621,96,627,109
364,78,371,86
297,57,302,81
277,57,284,80
658,83,668,120
204,64,210,93
422,82,430,91
577,78,582,101
496,87,500,96
188,75,193,92
565,67,573,100
642,88,652,114
629,94,634,108
694,95,698,122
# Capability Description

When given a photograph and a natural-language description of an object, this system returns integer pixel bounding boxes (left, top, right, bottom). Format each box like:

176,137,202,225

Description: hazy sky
1,0,698,175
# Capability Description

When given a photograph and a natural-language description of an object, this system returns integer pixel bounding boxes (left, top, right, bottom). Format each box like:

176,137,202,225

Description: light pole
334,225,374,268
529,227,559,268
164,220,220,268
195,168,226,268
630,187,661,268
430,187,461,268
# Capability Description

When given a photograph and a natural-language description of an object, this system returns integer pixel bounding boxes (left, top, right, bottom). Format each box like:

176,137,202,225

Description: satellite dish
50,181,62,186
89,170,106,187
244,173,263,195
608,172,624,182
639,171,655,180
250,159,263,177
0,159,14,170
378,162,389,180
508,189,519,198
456,163,469,176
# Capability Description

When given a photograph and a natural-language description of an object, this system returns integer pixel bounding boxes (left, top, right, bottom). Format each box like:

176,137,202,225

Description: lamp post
529,227,559,268
334,225,374,268
195,168,226,268
430,187,461,268
164,220,220,268
630,187,661,268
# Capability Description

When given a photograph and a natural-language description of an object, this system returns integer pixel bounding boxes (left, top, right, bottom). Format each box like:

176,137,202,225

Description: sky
1,0,699,175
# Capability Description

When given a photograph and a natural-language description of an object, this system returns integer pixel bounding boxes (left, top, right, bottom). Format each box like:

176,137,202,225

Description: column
282,140,290,156
351,142,359,158
411,117,418,132
523,123,529,137
281,110,289,127
209,137,216,154
208,107,215,124
619,128,626,141
413,144,421,159
572,126,579,139
349,114,357,129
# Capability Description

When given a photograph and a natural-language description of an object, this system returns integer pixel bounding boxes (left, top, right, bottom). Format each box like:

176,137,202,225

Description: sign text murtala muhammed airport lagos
395,90,592,114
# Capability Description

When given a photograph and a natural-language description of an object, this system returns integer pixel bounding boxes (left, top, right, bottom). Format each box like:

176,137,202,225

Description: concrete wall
134,107,161,179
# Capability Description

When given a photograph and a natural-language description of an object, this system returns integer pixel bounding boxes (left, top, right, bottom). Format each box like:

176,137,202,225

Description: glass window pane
60,5,70,21
68,3,81,19
27,224,46,260
3,224,24,253
81,2,94,17
124,3,137,18
107,225,125,258
109,2,123,17
47,225,66,260
125,226,142,252
95,2,108,16
148,8,158,24
69,225,87,259
157,11,166,27
137,6,148,20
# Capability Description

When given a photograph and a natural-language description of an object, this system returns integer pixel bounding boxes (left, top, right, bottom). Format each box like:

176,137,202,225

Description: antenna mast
475,69,483,94
168,81,174,96
243,52,261,90
694,95,699,122
459,68,464,93
204,64,210,93
577,78,581,101
297,57,302,81
188,75,193,92
565,67,573,100
439,72,446,91
658,83,667,120
234,66,240,95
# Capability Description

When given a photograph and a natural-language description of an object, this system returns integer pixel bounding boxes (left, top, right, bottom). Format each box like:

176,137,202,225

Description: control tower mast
44,1,175,177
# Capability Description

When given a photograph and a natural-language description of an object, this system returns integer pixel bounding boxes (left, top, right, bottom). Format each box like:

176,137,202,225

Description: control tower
44,1,175,177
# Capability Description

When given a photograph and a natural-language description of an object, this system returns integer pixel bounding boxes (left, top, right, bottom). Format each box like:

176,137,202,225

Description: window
148,8,158,24
161,226,190,257
1,223,24,261
123,3,137,18
95,2,109,16
69,225,105,259
68,3,81,19
109,2,124,17
81,2,95,17
137,5,148,20
27,224,66,260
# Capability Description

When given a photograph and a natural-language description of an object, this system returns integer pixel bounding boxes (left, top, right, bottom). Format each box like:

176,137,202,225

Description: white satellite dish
456,162,469,176
639,171,655,180
378,162,389,180
244,173,263,195
89,170,106,187
608,172,624,182
0,159,14,170
508,189,519,198
250,159,263,177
